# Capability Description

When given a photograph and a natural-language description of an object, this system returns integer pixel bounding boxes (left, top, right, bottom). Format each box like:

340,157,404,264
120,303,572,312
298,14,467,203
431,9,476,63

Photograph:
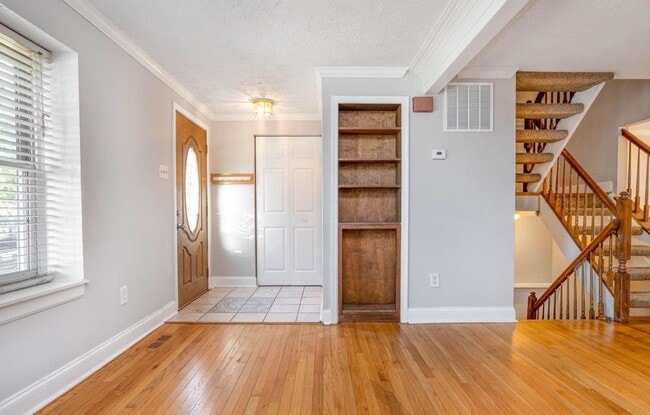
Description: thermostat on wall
432,149,447,160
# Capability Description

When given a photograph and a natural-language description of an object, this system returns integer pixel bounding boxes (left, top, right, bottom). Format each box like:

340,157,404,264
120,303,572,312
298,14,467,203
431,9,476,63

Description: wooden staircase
516,71,613,192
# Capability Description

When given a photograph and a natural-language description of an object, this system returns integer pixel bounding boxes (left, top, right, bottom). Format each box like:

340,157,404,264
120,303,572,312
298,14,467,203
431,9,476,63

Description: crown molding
212,113,322,122
63,0,215,121
456,66,518,79
317,67,409,79
410,0,530,94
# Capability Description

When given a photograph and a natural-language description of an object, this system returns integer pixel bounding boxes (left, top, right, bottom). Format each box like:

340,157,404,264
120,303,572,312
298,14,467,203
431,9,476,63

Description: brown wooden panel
340,228,397,305
175,111,209,308
339,135,398,159
339,162,399,186
339,188,400,223
339,111,397,128
339,103,401,111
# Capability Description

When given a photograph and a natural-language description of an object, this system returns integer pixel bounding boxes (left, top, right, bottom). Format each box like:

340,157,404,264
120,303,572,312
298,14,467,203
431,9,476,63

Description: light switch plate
159,164,169,179
432,149,447,160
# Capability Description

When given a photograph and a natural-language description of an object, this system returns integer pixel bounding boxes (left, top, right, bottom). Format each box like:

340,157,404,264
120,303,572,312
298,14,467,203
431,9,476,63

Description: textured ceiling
467,0,650,78
85,0,452,117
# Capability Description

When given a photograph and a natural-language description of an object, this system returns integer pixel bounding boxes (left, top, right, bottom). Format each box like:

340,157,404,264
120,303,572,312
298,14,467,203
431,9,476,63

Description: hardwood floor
39,320,650,414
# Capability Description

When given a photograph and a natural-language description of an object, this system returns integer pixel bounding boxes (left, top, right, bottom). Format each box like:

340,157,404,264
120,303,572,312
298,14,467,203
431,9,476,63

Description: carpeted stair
578,225,643,236
517,72,614,92
517,129,568,144
516,173,542,184
630,292,650,308
516,103,584,119
516,153,554,164
516,71,614,192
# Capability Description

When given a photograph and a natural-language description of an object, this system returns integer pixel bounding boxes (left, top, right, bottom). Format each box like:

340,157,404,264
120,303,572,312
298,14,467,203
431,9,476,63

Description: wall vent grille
444,82,493,132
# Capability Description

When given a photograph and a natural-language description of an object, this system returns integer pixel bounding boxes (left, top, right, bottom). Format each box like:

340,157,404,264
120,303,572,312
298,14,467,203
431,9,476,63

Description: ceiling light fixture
253,98,273,118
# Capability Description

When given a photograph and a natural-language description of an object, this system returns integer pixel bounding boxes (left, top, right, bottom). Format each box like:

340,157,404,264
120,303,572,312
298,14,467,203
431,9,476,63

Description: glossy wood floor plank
39,320,650,415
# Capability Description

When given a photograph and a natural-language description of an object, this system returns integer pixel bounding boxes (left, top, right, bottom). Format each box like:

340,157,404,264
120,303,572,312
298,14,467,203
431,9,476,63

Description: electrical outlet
432,149,447,160
429,272,440,288
120,285,128,305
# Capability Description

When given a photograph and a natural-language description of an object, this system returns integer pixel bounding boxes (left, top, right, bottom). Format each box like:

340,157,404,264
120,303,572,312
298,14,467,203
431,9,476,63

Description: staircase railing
621,128,650,222
529,149,633,322
542,149,617,248
526,222,616,320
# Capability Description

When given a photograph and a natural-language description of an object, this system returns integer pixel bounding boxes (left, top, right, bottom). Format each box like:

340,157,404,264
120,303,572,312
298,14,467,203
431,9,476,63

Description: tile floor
167,286,322,323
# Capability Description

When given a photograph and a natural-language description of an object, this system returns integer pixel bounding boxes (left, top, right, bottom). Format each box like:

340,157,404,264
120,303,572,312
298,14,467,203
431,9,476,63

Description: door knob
177,224,186,230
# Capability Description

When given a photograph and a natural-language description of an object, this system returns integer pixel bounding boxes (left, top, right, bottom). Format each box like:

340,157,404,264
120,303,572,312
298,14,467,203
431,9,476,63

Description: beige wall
209,120,322,279
515,215,552,284
321,75,516,318
513,214,568,319
0,0,211,405
566,80,650,190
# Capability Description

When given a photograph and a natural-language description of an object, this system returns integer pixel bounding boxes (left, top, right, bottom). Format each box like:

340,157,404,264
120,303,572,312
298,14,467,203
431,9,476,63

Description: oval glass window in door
184,145,200,233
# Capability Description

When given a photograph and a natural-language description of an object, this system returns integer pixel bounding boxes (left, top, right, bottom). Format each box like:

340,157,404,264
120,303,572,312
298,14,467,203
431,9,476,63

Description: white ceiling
84,0,453,118
466,0,650,78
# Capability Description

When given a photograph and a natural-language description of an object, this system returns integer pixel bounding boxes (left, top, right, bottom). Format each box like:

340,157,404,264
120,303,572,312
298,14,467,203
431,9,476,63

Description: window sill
0,278,88,326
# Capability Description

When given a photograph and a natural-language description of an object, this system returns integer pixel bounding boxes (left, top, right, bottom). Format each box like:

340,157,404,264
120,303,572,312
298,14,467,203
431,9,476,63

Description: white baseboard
321,308,334,325
407,307,516,324
209,276,257,288
0,301,177,415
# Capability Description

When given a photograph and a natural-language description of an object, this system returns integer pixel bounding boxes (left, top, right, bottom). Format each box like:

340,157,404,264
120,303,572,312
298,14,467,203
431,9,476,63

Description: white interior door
256,136,322,285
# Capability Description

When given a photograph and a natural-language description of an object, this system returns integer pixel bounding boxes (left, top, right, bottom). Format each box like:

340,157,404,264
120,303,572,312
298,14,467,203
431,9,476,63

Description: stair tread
628,268,650,281
517,129,568,143
606,245,650,256
630,291,650,308
517,72,614,92
517,103,584,119
516,173,541,183
578,226,643,236
516,152,554,164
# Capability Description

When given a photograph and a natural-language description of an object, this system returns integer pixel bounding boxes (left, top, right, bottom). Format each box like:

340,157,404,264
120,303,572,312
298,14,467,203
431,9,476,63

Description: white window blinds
0,28,57,292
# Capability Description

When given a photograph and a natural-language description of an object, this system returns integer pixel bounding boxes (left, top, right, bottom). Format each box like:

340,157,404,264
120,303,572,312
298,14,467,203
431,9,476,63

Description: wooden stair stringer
526,82,607,193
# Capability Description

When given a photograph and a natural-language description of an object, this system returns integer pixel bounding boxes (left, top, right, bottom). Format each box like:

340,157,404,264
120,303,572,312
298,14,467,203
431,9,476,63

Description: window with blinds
0,28,56,293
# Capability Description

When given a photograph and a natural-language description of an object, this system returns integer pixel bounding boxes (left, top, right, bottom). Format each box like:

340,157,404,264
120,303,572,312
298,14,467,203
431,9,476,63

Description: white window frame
0,12,86,326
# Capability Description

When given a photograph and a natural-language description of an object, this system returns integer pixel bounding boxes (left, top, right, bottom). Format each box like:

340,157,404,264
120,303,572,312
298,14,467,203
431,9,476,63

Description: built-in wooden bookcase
338,103,401,322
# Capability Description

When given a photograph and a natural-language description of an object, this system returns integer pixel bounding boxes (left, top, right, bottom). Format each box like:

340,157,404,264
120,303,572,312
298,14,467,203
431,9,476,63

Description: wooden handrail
622,128,650,156
620,128,650,220
531,221,617,312
561,149,617,214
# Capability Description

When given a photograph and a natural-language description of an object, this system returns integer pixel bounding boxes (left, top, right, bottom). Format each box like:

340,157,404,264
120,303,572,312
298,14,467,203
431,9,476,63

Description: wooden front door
176,112,208,308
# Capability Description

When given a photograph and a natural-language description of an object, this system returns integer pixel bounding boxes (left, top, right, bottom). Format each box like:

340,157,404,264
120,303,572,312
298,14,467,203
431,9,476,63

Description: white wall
515,215,552,283
321,74,516,321
0,0,210,408
566,80,650,191
209,120,321,280
513,214,568,319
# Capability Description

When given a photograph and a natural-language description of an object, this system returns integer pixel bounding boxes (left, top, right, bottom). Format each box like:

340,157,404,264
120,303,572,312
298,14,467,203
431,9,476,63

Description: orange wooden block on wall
412,96,433,112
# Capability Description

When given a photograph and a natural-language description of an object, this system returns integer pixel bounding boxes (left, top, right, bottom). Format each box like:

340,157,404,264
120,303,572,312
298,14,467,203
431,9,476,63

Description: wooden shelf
338,127,401,135
339,222,400,228
338,102,402,323
338,158,401,163
338,184,400,189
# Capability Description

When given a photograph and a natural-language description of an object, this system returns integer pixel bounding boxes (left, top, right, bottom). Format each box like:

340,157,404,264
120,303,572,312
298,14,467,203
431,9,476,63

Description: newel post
527,292,538,320
615,192,632,323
